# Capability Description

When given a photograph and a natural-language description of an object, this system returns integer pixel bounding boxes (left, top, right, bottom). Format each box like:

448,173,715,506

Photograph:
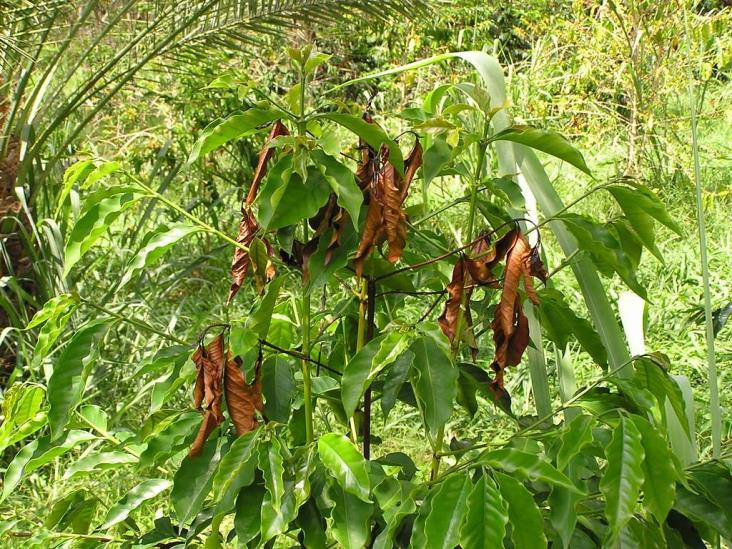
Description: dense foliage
1,1,731,548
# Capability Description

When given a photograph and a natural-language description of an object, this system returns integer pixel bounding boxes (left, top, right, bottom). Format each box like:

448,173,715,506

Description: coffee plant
3,48,731,548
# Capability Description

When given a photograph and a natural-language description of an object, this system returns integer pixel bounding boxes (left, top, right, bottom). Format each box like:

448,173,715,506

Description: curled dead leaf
189,334,226,457
224,352,264,436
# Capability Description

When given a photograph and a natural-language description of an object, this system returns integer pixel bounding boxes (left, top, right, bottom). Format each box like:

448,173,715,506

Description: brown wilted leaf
355,113,377,196
438,257,467,343
228,121,288,304
464,229,519,287
224,353,263,436
354,139,423,275
189,335,226,457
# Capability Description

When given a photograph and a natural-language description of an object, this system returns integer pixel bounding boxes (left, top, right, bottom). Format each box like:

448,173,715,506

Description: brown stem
363,278,376,459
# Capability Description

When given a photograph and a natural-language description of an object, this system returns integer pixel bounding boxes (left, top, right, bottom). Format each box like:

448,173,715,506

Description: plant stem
362,278,376,459
301,224,314,445
687,37,721,458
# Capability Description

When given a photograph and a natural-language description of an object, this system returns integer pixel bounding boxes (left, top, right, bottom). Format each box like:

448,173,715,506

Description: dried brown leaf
224,353,263,436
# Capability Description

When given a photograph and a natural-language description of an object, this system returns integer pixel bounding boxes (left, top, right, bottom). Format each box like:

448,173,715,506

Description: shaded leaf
100,479,171,530
410,334,457,437
495,471,547,548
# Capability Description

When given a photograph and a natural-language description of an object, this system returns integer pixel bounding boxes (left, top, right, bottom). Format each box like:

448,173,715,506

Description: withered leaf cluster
189,334,263,457
228,121,288,304
438,229,548,407
354,115,423,277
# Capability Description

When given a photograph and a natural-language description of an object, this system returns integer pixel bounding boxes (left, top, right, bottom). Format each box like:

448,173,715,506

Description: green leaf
256,161,331,230
634,357,690,438
171,435,224,525
548,477,582,549
460,475,508,549
32,304,77,368
599,416,645,542
63,451,136,480
380,349,414,420
422,137,451,188
2,430,95,501
410,335,458,437
78,404,108,432
247,275,285,339
234,483,266,545
99,479,171,530
372,490,416,549
262,357,295,423
560,213,647,299
298,498,327,549
120,224,200,286
424,473,472,549
630,415,677,522
303,52,331,74
537,288,608,368
259,436,293,541
494,471,547,549
478,447,580,492
229,324,259,358
188,108,284,164
312,149,362,229
488,125,591,175
56,160,95,215
318,433,370,502
0,383,47,454
64,191,140,275
341,333,409,418
556,414,595,471
212,429,260,516
47,319,111,439
138,411,200,468
674,483,732,540
315,112,404,174
329,482,373,549
25,293,76,330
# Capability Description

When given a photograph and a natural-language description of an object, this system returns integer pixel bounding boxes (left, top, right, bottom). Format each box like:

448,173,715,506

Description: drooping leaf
246,275,285,339
224,353,263,436
478,447,580,492
64,191,141,275
259,436,295,541
318,433,371,502
488,125,592,176
313,149,362,229
2,430,96,501
328,482,374,549
556,414,595,471
262,357,295,423
600,416,645,542
25,293,76,330
257,165,331,231
188,108,284,164
424,473,472,549
212,429,261,516
55,160,95,215
188,336,226,457
633,357,690,438
630,415,677,522
138,411,200,468
172,435,224,525
380,349,415,420
63,451,136,480
234,483,266,545
494,471,547,548
460,475,508,549
47,319,111,439
422,137,452,189
674,483,732,540
410,334,458,437
298,497,328,549
120,224,200,286
99,479,171,530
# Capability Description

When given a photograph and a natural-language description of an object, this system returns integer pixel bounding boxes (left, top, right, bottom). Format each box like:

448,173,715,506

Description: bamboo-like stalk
686,27,721,459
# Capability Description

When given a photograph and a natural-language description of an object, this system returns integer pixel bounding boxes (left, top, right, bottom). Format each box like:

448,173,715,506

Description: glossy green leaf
488,125,591,175
234,483,266,545
64,451,136,480
298,497,327,549
424,473,471,549
478,447,580,492
47,319,111,438
257,163,330,230
318,433,370,502
25,293,76,330
0,383,47,453
229,324,259,358
138,411,200,468
56,160,95,215
380,349,414,420
260,436,294,541
548,477,582,549
461,475,508,549
120,224,200,286
422,137,452,188
171,435,224,525
188,108,283,164
410,334,457,437
2,430,95,500
674,483,732,540
341,332,409,418
556,414,595,471
372,490,416,549
315,112,404,174
631,415,677,522
312,149,362,229
32,304,76,368
537,288,608,368
262,357,295,423
64,191,140,274
495,471,547,549
247,275,285,339
212,430,261,516
99,479,171,530
329,482,373,549
634,358,690,437
600,416,645,542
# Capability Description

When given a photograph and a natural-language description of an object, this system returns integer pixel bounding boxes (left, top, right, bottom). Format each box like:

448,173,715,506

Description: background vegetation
1,0,731,547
